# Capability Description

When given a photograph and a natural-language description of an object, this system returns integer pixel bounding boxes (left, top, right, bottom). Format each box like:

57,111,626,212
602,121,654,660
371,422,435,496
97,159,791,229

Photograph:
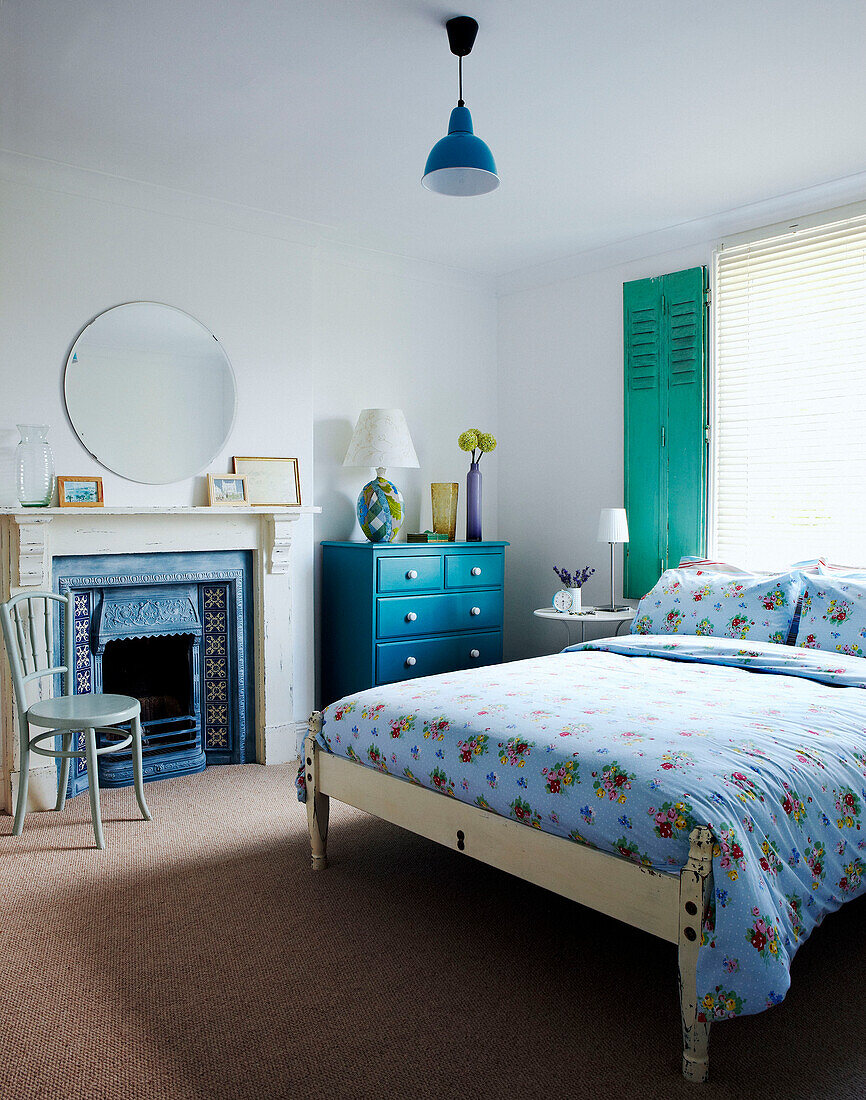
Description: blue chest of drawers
320,541,508,706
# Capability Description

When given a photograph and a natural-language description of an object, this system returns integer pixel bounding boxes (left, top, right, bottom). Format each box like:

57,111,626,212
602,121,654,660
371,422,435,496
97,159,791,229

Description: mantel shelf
0,504,322,589
0,505,322,517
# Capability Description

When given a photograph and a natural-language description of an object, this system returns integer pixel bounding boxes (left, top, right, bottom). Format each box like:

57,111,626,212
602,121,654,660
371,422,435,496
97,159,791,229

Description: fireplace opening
101,634,200,759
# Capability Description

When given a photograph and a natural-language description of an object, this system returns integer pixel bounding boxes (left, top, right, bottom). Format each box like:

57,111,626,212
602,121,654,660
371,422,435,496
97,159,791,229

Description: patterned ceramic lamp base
357,476,404,542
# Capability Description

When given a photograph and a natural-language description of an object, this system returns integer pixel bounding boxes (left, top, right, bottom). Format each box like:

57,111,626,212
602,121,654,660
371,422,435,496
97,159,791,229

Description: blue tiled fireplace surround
54,551,254,798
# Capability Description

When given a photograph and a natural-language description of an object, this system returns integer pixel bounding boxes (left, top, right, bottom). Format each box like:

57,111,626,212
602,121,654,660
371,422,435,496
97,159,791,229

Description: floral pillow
631,569,802,643
794,577,866,658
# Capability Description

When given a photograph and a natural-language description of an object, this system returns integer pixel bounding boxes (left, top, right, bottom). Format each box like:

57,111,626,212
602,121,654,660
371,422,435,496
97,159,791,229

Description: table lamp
343,409,419,542
598,507,630,611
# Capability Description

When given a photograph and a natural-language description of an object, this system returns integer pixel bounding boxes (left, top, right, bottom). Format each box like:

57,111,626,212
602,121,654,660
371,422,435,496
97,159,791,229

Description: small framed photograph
207,474,249,506
57,476,104,508
232,456,301,506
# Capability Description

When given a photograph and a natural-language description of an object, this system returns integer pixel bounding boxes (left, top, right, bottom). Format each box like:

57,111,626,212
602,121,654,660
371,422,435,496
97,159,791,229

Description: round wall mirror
65,302,237,484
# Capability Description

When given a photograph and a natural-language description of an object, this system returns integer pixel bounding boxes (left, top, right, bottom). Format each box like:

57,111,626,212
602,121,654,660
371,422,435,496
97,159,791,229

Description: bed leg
305,713,329,871
678,825,714,1083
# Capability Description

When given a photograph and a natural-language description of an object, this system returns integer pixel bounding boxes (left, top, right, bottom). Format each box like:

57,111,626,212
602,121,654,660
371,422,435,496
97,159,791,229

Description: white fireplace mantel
0,506,321,588
0,505,320,815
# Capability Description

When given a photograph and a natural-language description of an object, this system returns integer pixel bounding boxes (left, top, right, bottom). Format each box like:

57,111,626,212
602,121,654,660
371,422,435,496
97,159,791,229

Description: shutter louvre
665,267,708,571
624,277,664,598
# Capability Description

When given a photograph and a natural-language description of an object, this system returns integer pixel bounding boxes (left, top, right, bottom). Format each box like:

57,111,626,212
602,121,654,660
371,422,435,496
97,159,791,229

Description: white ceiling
3,0,866,279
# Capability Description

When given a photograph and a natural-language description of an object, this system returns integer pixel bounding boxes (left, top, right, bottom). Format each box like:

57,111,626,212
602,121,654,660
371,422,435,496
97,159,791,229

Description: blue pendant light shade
422,105,499,196
422,16,499,197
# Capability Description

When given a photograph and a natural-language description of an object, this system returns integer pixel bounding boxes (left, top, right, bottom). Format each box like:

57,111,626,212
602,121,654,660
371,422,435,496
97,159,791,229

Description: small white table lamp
598,507,630,611
343,409,420,542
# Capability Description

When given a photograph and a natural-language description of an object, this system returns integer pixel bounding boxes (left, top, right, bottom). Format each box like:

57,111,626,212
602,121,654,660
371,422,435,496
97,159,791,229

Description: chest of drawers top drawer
444,552,504,589
377,554,443,593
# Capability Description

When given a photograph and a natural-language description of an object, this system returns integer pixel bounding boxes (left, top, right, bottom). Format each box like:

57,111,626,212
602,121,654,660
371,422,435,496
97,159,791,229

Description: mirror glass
65,302,237,485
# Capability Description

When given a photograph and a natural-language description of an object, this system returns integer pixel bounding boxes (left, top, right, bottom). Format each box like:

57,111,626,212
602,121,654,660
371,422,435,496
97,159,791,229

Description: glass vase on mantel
16,424,55,507
466,460,482,541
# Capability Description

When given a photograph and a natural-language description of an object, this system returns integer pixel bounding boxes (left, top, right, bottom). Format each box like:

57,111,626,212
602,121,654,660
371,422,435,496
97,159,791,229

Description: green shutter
664,267,708,570
623,267,707,598
623,276,664,599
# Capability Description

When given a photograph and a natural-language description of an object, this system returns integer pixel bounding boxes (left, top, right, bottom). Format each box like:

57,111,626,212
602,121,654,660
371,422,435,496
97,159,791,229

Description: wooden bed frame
304,712,714,1083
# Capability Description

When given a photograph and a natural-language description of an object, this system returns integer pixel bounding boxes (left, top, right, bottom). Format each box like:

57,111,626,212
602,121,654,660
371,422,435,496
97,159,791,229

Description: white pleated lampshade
343,409,420,469
598,507,629,543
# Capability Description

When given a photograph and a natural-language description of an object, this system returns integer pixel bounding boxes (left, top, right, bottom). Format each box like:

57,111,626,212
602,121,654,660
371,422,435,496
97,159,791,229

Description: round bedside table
533,606,635,646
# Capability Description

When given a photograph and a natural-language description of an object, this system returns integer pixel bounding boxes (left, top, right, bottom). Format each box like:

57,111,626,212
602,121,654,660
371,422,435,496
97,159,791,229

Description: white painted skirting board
0,506,320,815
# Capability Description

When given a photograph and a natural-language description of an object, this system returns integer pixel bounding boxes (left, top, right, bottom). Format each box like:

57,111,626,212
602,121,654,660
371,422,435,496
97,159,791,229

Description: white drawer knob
469,648,480,659
406,569,418,579
405,612,417,622
470,606,481,616
405,656,416,667
471,566,482,576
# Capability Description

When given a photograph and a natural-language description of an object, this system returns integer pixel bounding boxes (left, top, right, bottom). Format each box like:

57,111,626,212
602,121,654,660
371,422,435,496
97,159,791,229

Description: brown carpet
1,764,864,1100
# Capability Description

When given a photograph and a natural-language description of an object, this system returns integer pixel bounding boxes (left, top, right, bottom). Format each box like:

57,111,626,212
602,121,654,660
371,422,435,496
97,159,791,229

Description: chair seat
27,693,140,729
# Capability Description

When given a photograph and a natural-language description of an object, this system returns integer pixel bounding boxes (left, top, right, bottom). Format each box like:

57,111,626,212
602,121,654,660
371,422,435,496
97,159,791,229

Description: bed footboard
304,712,715,1082
678,826,714,1082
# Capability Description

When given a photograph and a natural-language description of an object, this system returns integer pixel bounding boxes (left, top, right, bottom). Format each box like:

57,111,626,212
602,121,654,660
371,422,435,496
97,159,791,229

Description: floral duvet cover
301,635,866,1024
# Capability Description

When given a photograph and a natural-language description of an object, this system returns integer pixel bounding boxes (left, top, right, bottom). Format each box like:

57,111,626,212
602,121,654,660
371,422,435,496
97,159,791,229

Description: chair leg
55,731,73,812
84,727,105,850
130,715,151,822
11,731,30,837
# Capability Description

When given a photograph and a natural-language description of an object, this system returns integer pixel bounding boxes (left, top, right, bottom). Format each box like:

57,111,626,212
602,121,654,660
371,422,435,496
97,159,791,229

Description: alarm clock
552,588,581,614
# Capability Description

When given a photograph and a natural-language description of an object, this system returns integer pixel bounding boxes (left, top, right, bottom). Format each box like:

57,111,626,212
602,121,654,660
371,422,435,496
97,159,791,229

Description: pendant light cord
458,55,464,107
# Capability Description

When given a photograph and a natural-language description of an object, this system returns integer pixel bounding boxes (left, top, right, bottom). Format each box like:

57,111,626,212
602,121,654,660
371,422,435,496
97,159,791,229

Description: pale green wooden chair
0,591,151,849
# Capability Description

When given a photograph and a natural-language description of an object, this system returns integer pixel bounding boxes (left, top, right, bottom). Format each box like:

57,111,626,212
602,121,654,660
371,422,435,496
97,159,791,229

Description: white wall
4,152,857,714
497,242,705,661
0,155,498,723
311,246,499,704
312,248,499,542
495,177,866,663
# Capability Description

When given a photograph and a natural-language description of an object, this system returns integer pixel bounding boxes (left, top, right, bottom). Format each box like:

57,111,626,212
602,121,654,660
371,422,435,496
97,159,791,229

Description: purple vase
466,461,482,541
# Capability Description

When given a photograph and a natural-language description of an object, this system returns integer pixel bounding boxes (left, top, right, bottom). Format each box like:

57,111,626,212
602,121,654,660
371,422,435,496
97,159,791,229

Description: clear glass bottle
16,424,55,507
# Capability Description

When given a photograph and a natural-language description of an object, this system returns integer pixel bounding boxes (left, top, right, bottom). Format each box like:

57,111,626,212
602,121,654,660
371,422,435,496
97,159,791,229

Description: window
712,213,866,567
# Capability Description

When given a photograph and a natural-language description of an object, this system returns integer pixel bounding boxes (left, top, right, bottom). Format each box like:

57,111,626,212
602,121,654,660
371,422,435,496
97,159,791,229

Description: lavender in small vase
553,565,595,589
552,564,595,614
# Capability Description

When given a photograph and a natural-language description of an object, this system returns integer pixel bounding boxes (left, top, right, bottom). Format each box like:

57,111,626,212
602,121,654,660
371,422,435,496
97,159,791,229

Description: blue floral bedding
301,635,866,1025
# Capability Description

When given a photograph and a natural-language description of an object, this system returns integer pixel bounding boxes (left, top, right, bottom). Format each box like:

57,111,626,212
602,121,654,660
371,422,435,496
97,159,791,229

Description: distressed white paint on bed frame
0,506,320,815
304,713,715,1082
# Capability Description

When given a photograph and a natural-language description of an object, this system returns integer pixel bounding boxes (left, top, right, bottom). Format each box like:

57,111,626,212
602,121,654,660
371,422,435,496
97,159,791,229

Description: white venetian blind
713,213,866,568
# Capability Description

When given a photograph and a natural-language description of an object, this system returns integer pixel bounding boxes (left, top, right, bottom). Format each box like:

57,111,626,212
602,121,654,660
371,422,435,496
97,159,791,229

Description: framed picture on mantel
207,474,248,506
57,476,104,507
232,456,301,506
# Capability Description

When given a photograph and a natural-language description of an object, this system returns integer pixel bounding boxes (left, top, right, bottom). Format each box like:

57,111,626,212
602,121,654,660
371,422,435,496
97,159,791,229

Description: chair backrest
0,591,72,721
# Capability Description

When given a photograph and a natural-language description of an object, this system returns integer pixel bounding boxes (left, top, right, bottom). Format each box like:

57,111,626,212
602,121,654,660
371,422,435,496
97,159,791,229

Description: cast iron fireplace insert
101,634,201,760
